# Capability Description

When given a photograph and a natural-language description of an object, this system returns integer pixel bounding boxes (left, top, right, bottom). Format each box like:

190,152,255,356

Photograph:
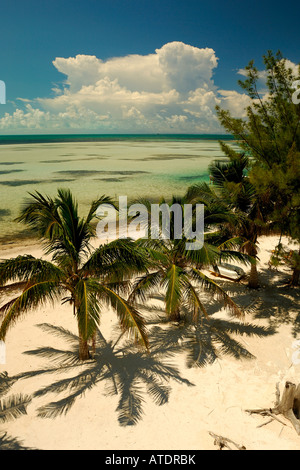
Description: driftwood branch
246,381,300,436
209,432,246,450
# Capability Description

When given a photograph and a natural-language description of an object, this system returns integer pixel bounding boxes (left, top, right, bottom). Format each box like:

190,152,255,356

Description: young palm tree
130,238,246,323
129,195,250,322
0,189,149,360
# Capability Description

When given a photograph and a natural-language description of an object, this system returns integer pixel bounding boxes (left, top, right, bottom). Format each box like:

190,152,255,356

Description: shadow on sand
0,372,34,450
4,306,275,431
0,432,34,450
13,323,194,428
3,259,297,449
207,265,300,335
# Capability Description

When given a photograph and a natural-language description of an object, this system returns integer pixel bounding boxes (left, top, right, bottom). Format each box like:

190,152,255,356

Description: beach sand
0,235,299,450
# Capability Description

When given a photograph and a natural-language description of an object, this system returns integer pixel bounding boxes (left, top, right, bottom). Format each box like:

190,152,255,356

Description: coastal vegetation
0,50,299,446
187,154,267,289
0,187,253,361
129,193,252,321
0,189,150,360
215,50,300,286
0,51,299,363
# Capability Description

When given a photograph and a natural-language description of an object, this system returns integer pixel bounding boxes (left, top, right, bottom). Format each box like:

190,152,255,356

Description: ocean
0,134,236,242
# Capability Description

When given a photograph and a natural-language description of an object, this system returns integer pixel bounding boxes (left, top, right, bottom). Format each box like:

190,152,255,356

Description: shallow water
0,137,234,242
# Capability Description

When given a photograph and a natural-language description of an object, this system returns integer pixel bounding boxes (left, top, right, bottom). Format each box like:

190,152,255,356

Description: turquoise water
0,134,236,242
0,134,234,144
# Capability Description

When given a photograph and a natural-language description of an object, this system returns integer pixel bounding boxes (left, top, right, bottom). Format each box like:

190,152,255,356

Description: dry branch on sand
209,432,246,450
246,381,300,436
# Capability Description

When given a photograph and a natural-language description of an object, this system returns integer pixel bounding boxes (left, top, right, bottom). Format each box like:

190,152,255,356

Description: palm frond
39,188,88,265
219,249,254,265
0,281,28,295
86,195,116,226
190,268,244,318
181,278,209,321
0,280,63,340
16,190,62,239
0,432,33,450
24,346,80,367
134,237,170,265
35,323,79,344
185,181,218,204
74,279,101,342
208,153,249,188
216,236,246,251
211,326,254,360
164,264,183,318
36,394,78,419
146,381,170,406
0,394,31,423
129,270,164,303
101,285,149,349
82,238,150,279
0,256,64,286
182,241,220,266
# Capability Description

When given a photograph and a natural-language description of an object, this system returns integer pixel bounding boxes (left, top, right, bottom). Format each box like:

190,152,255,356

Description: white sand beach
0,234,299,450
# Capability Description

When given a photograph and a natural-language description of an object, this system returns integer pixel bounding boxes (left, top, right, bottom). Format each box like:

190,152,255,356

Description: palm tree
129,195,250,322
0,189,149,360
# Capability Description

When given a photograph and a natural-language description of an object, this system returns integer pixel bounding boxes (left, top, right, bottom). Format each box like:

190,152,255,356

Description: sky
0,0,299,134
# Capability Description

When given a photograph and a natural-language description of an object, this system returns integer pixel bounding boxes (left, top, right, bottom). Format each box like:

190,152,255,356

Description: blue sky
0,0,299,133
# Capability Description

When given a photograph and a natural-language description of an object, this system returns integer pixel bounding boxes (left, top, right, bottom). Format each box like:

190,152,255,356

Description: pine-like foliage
215,50,300,285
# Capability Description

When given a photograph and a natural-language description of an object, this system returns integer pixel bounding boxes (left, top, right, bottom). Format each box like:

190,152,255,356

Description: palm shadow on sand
15,323,194,427
0,432,34,450
139,302,275,368
0,372,34,450
10,307,275,429
204,266,300,336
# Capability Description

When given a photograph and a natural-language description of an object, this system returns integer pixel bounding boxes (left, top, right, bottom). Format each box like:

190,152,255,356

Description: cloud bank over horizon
0,42,256,133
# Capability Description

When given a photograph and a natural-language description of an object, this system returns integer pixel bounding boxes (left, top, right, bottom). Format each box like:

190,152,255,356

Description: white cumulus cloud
0,41,265,133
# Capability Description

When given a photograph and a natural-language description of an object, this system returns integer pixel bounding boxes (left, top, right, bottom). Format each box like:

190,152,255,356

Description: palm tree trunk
74,301,90,360
170,308,181,322
246,242,259,289
248,261,259,289
291,267,300,286
79,334,90,361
